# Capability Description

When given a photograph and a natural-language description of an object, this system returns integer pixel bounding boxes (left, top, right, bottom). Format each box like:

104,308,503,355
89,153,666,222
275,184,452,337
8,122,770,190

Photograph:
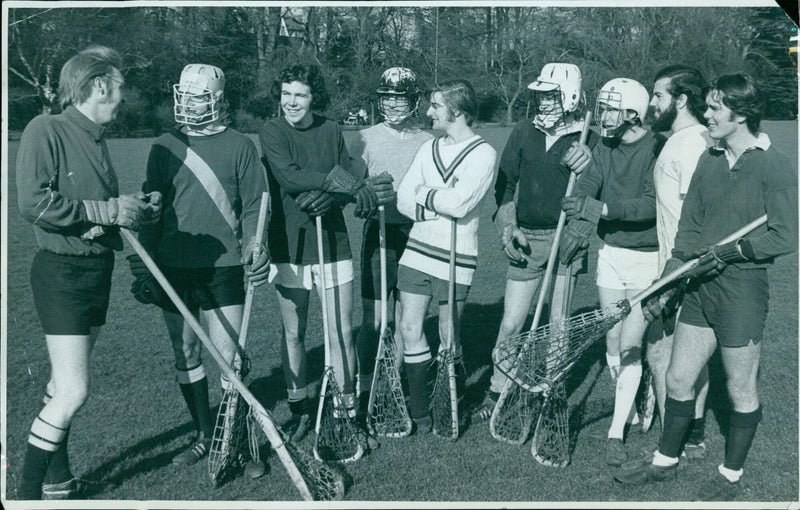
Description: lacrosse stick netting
367,206,412,438
531,379,571,468
122,229,345,501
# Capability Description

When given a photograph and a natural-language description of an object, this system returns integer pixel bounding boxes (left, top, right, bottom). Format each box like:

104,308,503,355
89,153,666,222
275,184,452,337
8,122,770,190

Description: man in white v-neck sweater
394,80,497,432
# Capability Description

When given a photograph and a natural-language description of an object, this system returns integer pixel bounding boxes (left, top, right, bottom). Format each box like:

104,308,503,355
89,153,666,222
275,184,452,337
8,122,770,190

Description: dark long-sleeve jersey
16,106,122,255
139,127,267,268
575,130,666,251
674,137,797,268
259,114,366,264
494,120,599,229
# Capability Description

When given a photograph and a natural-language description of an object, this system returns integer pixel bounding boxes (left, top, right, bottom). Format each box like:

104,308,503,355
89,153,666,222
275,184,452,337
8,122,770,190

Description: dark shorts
361,220,412,300
397,265,470,304
155,265,246,314
31,249,115,335
507,227,587,281
678,266,769,348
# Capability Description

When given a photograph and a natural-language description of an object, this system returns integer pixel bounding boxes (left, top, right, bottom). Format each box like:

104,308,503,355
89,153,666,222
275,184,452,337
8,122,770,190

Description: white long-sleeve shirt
396,135,497,285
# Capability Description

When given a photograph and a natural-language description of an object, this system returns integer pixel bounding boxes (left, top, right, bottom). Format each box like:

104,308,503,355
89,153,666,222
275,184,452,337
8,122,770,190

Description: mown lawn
2,121,797,506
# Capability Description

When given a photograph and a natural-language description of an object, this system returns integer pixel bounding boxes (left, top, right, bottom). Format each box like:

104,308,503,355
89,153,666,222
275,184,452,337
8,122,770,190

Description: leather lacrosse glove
560,194,603,224
295,189,334,217
324,164,380,218
126,254,163,305
135,191,163,226
559,218,593,264
356,173,395,218
560,141,592,175
243,238,270,287
83,195,148,230
690,239,752,278
642,257,686,323
501,224,530,262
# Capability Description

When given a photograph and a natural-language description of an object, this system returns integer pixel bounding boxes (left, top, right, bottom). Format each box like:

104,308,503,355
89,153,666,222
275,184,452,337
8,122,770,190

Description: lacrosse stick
636,358,656,433
312,216,366,463
490,111,592,445
431,210,459,440
121,229,345,501
494,214,768,394
209,192,269,485
367,206,413,438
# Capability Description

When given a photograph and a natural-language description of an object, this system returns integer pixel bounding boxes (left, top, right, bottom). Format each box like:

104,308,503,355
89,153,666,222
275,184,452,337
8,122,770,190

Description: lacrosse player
643,64,713,460
15,46,155,499
348,67,434,419
395,80,497,433
615,73,797,500
259,63,394,441
129,63,270,467
472,63,596,423
560,78,665,466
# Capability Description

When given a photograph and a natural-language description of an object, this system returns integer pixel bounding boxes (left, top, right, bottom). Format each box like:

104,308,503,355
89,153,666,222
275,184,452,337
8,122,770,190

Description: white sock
608,364,642,439
718,464,743,483
606,353,621,384
652,450,678,467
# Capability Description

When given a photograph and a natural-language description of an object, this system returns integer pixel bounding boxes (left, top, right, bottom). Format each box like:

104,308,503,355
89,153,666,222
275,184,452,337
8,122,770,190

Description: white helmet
377,67,420,124
173,64,226,126
595,78,649,138
528,63,583,131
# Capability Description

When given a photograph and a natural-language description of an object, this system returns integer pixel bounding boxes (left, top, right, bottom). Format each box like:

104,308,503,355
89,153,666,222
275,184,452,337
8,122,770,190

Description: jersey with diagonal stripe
396,135,497,285
139,127,267,268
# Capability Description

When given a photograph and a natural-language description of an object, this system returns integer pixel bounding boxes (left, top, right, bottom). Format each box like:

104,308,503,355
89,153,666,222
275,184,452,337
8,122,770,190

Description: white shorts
268,260,354,290
596,242,659,290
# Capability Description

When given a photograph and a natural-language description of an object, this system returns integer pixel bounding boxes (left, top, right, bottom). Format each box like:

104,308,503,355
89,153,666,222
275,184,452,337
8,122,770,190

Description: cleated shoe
681,441,707,461
244,459,267,479
614,460,678,485
470,391,499,424
606,438,628,467
172,433,211,465
42,477,112,500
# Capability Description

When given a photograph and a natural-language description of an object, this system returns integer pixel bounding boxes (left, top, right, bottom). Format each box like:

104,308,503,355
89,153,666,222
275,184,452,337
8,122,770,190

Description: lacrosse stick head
208,389,250,486
493,301,631,393
367,328,413,438
531,380,571,468
489,381,540,445
430,348,459,440
314,367,366,463
274,423,348,501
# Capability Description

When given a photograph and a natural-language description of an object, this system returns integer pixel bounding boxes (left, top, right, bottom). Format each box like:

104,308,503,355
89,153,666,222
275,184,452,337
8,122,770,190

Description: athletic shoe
470,391,499,424
613,460,678,485
606,438,628,466
172,433,211,465
681,441,707,461
282,411,313,443
42,477,111,500
696,473,740,501
244,459,267,479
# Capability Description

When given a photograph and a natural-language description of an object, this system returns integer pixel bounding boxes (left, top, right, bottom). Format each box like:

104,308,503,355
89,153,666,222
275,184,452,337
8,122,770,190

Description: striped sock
177,364,213,437
44,427,73,485
18,415,68,499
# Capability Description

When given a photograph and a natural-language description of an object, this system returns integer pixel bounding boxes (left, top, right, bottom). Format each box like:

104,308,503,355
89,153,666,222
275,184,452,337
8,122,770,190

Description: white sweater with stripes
396,135,497,285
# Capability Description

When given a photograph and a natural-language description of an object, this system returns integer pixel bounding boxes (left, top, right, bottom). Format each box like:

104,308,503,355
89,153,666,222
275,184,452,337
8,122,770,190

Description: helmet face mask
528,63,583,134
595,78,649,138
377,67,419,124
174,64,226,126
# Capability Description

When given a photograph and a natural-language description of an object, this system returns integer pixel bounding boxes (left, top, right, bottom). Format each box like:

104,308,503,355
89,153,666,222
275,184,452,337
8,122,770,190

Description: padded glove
356,173,395,218
83,195,147,230
684,239,751,280
558,218,593,264
295,189,334,216
560,194,603,224
642,257,686,323
135,191,163,225
560,141,592,174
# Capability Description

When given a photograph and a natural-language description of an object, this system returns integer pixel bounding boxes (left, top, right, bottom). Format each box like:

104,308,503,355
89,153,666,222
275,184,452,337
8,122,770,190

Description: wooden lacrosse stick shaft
367,206,389,412
530,110,593,332
238,191,270,350
122,229,313,500
626,214,768,309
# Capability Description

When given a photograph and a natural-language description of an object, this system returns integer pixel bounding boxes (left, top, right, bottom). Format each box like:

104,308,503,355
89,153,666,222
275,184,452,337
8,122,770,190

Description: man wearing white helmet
129,63,269,469
560,77,665,466
348,67,433,418
471,63,596,424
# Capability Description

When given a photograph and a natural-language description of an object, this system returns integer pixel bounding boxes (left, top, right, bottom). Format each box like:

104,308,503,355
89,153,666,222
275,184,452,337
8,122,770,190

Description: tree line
8,5,798,135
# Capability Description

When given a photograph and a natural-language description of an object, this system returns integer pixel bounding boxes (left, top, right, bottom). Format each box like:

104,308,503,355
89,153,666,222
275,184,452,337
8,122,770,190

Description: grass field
2,121,798,507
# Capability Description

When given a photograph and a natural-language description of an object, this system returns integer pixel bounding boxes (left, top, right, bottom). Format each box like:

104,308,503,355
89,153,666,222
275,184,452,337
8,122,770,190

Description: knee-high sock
608,363,642,439
177,364,213,437
724,406,762,471
686,416,706,445
659,396,695,458
404,348,432,420
18,415,68,499
44,427,72,484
